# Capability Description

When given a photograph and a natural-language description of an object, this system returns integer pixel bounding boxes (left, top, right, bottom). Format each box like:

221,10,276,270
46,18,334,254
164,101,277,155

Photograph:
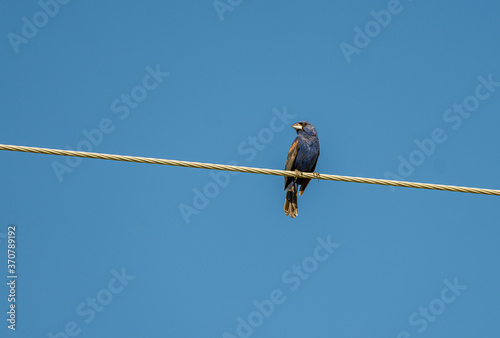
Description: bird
284,121,320,218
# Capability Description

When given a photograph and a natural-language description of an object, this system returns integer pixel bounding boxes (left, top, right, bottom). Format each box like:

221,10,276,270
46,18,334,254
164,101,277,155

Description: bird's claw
312,172,320,181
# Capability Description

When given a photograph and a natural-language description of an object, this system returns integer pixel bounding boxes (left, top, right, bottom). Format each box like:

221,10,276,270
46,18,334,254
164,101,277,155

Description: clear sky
1,1,499,337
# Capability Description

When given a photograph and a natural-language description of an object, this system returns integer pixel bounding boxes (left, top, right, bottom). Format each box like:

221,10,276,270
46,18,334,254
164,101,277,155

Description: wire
1,143,499,196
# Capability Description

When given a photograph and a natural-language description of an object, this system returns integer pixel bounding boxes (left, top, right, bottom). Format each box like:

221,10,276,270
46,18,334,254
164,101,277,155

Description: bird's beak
292,123,302,131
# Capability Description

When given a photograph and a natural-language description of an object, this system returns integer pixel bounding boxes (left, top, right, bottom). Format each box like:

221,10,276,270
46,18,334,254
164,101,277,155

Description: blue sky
1,1,499,337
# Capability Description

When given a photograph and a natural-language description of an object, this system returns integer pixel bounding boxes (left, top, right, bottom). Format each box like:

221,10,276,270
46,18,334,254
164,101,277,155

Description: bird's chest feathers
297,137,319,162
298,137,318,153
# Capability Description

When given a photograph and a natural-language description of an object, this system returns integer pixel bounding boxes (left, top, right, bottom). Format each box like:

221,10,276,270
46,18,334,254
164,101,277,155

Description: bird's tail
284,181,298,218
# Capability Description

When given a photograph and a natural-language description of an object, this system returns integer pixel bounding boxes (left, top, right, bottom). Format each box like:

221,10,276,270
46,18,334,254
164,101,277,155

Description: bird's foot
294,169,302,178
312,172,320,181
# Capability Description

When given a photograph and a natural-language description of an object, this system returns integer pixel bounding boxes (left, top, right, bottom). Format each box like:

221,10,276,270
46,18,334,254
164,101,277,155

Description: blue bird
284,121,320,218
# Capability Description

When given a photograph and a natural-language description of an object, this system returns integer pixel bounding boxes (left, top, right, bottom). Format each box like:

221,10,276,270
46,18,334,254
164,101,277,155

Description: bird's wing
284,138,299,189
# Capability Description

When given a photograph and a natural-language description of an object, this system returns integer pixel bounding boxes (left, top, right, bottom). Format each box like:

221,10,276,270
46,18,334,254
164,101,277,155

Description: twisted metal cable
1,143,499,196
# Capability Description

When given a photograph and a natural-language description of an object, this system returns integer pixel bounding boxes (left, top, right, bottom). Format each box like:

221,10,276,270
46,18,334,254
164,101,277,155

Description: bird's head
291,121,318,137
